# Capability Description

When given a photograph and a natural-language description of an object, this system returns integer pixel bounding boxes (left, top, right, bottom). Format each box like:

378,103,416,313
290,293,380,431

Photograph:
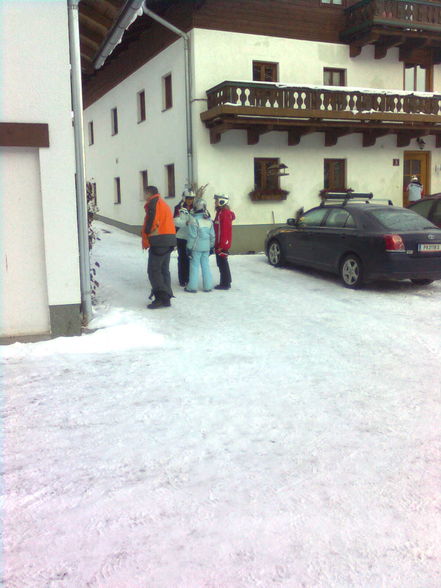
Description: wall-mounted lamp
416,137,426,150
435,165,441,174
268,163,289,177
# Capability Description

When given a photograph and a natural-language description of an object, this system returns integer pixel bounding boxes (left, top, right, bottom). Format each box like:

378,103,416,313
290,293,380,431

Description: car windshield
369,209,436,231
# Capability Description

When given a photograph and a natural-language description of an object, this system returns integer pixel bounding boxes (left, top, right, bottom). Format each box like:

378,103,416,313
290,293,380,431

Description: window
163,74,172,110
254,158,280,191
324,68,346,86
404,64,432,92
88,121,94,145
114,177,121,204
137,90,146,123
321,0,343,5
140,170,148,200
299,208,328,227
165,164,175,198
324,159,346,191
325,208,355,228
253,61,278,82
111,108,118,135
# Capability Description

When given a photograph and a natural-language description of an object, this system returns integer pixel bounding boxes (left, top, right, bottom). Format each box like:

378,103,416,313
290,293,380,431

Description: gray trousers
147,246,174,299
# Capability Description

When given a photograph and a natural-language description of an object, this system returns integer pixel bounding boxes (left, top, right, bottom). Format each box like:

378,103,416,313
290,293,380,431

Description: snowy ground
2,221,441,587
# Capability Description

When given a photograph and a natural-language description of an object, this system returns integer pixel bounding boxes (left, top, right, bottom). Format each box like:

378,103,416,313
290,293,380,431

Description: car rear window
369,209,436,231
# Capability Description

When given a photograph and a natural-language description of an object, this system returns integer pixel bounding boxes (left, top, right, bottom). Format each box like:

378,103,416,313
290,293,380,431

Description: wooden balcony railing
202,81,441,146
205,81,441,117
342,0,441,39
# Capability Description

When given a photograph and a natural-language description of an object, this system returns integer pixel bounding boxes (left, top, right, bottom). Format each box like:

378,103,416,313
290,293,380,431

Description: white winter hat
214,194,229,206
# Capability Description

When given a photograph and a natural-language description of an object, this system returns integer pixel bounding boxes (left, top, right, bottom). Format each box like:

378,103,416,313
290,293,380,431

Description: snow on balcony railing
206,81,441,116
344,0,441,36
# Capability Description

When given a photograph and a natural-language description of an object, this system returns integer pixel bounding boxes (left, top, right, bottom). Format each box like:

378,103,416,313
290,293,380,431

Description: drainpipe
142,2,194,186
93,0,146,70
67,0,92,325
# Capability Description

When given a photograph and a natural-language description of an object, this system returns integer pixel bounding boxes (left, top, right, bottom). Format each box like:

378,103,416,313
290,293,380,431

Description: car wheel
340,254,363,289
268,239,285,267
411,279,433,286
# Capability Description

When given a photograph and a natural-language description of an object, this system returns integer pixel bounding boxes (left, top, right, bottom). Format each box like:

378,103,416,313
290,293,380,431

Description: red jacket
214,207,235,251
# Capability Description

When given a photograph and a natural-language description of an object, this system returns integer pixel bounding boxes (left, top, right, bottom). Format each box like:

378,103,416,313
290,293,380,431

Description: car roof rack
320,192,393,207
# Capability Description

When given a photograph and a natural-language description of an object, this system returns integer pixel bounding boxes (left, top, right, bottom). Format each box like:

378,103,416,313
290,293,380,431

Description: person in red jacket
141,185,177,309
213,194,235,290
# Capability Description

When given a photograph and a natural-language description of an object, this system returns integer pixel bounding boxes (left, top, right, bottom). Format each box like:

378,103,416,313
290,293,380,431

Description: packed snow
2,221,441,587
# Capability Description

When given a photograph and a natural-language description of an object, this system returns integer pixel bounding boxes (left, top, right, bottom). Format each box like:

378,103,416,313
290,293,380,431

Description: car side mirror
287,218,297,226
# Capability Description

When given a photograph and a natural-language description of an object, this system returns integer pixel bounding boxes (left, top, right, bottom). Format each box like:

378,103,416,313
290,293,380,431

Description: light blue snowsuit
186,212,215,291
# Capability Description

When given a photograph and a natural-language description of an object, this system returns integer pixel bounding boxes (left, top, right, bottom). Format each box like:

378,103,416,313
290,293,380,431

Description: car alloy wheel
268,240,284,267
340,254,363,288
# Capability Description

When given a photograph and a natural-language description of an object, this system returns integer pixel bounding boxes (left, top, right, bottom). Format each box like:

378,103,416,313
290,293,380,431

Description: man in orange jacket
141,185,177,309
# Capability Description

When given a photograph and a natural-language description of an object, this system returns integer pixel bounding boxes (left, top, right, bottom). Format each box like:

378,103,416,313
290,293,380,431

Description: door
403,152,430,206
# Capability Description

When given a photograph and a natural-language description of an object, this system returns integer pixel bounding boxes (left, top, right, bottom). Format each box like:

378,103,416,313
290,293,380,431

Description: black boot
147,297,165,309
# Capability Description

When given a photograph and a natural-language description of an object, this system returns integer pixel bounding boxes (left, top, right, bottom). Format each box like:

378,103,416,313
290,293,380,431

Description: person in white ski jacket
185,198,215,293
406,176,424,202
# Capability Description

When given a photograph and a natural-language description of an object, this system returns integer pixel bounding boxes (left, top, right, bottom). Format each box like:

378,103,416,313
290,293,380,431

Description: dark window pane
370,209,434,231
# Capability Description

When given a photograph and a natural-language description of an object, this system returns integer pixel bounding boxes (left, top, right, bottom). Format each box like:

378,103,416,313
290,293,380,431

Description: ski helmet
214,194,229,207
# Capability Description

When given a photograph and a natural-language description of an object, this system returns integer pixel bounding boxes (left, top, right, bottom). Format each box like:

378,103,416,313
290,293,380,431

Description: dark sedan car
407,194,441,228
265,195,441,288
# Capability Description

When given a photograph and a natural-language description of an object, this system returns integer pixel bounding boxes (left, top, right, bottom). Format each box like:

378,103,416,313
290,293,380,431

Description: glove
209,248,214,256
179,208,189,215
216,248,229,258
186,248,193,259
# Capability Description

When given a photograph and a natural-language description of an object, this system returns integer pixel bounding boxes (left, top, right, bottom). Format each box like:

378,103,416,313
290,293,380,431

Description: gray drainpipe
67,0,92,325
142,3,194,186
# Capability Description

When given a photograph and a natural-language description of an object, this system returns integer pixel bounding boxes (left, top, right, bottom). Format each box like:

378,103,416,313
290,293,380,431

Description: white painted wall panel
85,40,188,225
1,148,50,336
1,1,80,309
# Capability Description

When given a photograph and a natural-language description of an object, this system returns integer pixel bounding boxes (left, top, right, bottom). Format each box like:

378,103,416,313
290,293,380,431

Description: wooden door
403,152,430,206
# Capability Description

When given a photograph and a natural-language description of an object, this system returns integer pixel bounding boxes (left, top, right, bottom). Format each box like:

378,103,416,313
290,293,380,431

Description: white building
83,0,441,253
0,1,88,342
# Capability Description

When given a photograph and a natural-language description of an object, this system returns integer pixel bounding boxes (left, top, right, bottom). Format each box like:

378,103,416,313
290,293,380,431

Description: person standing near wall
213,194,235,290
407,175,424,202
173,189,195,286
141,185,176,309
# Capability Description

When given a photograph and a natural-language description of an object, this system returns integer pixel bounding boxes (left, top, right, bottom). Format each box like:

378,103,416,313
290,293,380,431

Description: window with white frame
88,121,94,145
114,177,121,204
163,74,172,110
137,90,146,123
111,108,118,135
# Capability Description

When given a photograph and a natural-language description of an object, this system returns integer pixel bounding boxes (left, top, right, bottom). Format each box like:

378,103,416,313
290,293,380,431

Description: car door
316,208,358,269
289,207,328,264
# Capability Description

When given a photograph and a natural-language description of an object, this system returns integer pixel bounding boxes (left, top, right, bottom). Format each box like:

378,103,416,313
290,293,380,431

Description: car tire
268,239,285,267
411,279,434,286
340,254,363,289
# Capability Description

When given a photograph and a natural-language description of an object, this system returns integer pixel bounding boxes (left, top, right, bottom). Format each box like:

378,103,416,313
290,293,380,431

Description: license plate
418,243,441,252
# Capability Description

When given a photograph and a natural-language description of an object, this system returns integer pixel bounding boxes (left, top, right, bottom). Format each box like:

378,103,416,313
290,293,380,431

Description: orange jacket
141,193,176,249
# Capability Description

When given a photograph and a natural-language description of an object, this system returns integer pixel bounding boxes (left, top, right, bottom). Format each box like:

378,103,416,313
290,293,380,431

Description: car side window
325,209,355,228
299,208,328,227
432,200,441,226
410,199,433,217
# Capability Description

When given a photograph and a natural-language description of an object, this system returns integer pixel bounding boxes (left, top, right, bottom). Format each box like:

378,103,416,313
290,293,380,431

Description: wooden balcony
341,0,441,61
200,81,441,147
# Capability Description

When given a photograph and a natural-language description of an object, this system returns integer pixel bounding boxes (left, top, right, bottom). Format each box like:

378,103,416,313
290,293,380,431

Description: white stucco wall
83,27,441,230
84,39,188,226
190,29,441,223
1,1,81,336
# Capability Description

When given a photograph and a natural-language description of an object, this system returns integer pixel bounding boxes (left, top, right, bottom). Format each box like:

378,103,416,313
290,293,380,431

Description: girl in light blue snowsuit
185,198,215,293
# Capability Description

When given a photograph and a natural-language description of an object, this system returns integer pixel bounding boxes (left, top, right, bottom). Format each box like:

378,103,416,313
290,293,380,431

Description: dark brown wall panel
0,123,49,148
